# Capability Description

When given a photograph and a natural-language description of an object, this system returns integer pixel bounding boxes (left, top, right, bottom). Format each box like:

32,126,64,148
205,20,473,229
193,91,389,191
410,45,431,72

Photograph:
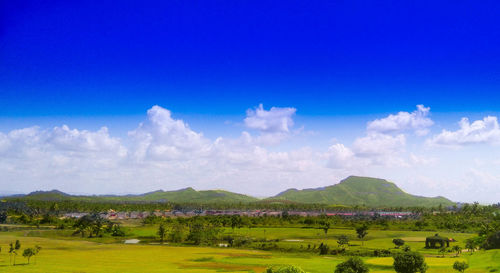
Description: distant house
425,234,450,248
129,211,139,219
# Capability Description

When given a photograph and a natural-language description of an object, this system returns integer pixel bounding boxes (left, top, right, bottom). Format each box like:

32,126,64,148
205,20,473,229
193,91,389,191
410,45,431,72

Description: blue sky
1,1,500,202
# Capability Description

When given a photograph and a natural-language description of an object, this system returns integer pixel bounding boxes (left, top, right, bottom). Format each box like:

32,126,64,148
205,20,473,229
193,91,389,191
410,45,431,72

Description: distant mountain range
4,176,454,207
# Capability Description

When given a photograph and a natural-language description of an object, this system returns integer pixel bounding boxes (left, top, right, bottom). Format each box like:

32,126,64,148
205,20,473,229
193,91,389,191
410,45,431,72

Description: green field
1,225,499,273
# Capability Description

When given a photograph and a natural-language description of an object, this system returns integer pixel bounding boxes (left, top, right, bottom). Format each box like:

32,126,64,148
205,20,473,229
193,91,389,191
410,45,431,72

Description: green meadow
1,225,499,273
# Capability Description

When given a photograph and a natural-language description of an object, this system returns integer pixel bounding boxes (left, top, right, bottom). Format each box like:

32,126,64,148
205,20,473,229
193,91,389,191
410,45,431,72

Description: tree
393,251,428,273
157,223,167,243
168,224,186,243
320,220,331,236
110,224,125,237
23,248,35,264
393,239,405,248
13,240,21,265
452,245,462,257
484,231,500,250
0,211,7,223
356,224,369,246
337,235,349,250
188,221,221,245
335,257,369,273
453,261,469,273
318,243,329,255
34,245,41,264
9,242,14,265
465,238,478,254
266,265,306,273
74,213,108,238
230,215,242,230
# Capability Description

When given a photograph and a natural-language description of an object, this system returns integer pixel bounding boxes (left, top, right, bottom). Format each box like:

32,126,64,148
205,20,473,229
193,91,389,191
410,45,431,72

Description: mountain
17,188,259,203
6,176,454,207
268,176,453,207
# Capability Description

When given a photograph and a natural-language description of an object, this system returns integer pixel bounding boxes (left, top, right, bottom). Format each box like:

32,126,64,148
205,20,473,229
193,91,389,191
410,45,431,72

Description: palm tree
13,239,21,265
34,245,42,264
452,245,462,257
9,243,14,265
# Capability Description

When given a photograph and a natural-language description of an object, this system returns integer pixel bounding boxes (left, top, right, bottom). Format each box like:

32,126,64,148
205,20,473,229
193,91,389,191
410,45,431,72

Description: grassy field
0,225,499,272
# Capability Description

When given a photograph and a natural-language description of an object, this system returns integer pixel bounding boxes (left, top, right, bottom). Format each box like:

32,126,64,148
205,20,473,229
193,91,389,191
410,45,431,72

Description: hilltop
268,176,453,207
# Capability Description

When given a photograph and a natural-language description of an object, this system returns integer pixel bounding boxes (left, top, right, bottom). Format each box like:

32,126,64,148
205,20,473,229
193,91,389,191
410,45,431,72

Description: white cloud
326,143,356,169
353,133,406,157
2,104,498,203
128,105,211,160
244,104,296,134
49,125,125,154
367,105,433,136
428,116,500,147
0,125,125,159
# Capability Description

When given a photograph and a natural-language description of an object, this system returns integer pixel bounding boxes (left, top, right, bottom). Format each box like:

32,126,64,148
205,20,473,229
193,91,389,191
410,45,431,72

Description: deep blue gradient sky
2,1,500,117
2,1,500,202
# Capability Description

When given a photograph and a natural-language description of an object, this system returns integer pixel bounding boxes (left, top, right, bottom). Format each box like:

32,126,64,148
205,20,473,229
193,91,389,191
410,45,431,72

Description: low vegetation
0,177,499,272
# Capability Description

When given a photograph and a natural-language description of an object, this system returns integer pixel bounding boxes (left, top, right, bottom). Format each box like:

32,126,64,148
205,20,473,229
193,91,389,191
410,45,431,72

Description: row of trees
73,214,125,238
3,199,499,235
3,240,42,265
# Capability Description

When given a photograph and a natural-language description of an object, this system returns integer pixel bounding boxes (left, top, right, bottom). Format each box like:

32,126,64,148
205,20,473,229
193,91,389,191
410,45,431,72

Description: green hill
18,188,259,203
9,176,454,207
268,176,453,207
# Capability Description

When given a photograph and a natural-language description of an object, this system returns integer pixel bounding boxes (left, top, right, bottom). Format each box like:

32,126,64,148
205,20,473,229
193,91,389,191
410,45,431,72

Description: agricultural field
0,224,499,273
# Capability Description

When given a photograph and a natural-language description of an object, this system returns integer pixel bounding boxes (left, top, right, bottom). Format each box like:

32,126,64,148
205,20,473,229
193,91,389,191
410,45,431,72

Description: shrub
335,257,369,273
319,243,329,255
453,261,469,273
393,239,405,248
483,231,500,250
393,251,428,273
266,265,306,273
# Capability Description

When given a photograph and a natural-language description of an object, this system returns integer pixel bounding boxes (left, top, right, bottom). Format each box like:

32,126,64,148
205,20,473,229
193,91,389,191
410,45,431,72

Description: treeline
1,197,473,213
1,199,499,233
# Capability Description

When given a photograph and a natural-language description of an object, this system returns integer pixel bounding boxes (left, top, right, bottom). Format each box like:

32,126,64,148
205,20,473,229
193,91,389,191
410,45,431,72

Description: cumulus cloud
367,104,433,136
49,125,125,154
244,104,296,133
353,133,406,157
0,125,126,158
0,124,127,193
325,107,430,169
326,143,356,169
427,116,500,147
129,105,211,160
5,104,497,202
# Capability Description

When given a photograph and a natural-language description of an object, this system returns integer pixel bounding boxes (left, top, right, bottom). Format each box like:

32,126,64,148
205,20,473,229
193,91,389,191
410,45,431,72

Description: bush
483,231,500,250
393,239,405,248
319,243,329,255
0,212,7,223
373,249,392,257
453,261,469,273
393,251,428,273
335,257,369,273
266,265,306,273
